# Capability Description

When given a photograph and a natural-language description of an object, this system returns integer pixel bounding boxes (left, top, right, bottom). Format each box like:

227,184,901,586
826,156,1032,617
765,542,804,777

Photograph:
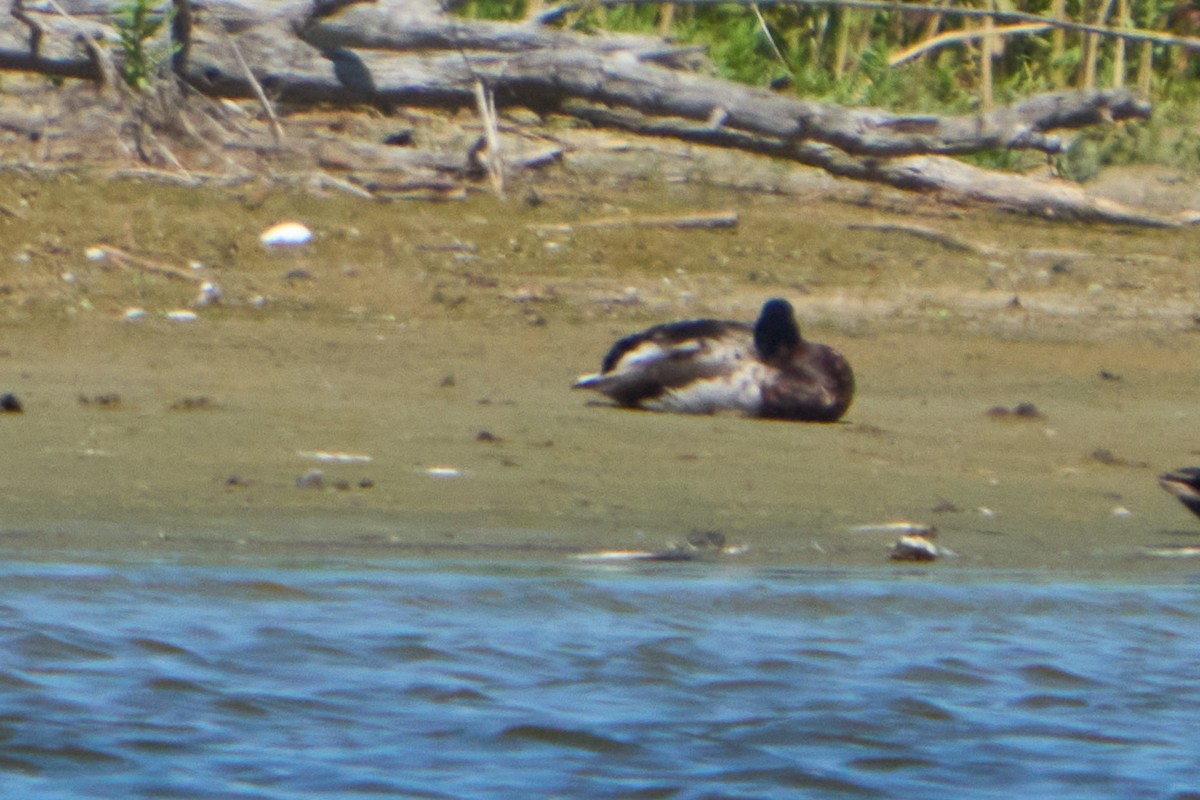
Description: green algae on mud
2,173,1200,574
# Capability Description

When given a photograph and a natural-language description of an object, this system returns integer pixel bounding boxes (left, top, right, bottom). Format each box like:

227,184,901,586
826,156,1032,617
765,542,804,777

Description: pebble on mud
78,393,122,409
1088,448,1148,468
169,396,217,411
986,402,1044,420
296,469,325,489
1,392,23,413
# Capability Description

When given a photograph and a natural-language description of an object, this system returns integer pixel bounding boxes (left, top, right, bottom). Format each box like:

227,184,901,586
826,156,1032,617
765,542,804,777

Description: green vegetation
113,0,176,91
457,0,1200,170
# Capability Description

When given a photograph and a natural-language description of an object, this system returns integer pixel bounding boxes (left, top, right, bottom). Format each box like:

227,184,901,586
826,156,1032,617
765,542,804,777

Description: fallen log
0,0,1188,226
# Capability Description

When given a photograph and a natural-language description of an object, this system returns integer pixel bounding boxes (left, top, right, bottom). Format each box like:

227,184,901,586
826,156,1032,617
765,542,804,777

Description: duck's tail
572,373,604,390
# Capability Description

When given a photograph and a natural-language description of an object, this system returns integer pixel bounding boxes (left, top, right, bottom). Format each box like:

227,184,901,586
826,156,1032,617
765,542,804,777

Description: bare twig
530,210,739,232
750,3,789,67
44,0,124,94
91,244,202,281
846,223,999,255
220,21,283,145
472,77,504,196
890,22,1052,66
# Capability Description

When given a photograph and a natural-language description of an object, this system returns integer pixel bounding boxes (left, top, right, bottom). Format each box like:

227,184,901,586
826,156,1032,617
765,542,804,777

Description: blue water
1,557,1199,799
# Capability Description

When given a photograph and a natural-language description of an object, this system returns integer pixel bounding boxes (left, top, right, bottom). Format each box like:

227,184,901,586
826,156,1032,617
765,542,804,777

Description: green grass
454,0,1200,170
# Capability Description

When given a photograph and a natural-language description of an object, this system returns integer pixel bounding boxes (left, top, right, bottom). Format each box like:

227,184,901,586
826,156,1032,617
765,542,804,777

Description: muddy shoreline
2,167,1200,574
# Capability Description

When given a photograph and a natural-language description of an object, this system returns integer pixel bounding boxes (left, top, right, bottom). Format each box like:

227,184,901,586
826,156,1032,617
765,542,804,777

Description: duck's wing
1160,468,1200,518
600,319,745,373
574,320,753,404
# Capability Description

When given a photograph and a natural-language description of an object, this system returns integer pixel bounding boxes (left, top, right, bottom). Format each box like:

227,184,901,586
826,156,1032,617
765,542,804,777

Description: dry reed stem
890,23,1052,66
221,22,284,146
473,78,504,197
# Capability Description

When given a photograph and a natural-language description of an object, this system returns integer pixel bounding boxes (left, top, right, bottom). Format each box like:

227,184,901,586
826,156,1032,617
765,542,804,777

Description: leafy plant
455,0,1200,169
114,0,176,90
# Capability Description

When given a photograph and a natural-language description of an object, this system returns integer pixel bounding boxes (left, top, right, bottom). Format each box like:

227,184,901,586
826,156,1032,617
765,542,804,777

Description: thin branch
219,21,283,145
750,3,789,67
44,0,124,93
890,22,1052,66
472,77,504,196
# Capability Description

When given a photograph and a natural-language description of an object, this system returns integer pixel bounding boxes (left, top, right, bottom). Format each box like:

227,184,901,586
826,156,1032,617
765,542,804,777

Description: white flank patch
650,363,765,415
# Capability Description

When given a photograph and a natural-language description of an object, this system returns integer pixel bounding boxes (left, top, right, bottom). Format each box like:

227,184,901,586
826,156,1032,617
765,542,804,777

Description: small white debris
194,281,222,308
166,309,198,322
123,307,149,321
1141,545,1200,559
421,466,463,478
249,294,268,308
976,507,996,519
84,246,107,262
1111,505,1132,518
61,272,76,284
571,550,662,562
850,521,936,536
260,221,313,247
298,450,373,464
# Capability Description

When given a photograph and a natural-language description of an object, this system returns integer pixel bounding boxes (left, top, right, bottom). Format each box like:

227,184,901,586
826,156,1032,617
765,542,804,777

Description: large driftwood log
0,0,1188,225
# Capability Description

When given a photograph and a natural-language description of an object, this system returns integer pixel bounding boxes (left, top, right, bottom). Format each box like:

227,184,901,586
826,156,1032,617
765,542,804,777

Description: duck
1159,467,1200,519
572,298,855,421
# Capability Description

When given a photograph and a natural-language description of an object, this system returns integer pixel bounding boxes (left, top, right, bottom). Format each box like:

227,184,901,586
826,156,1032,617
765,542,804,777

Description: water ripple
0,560,1196,798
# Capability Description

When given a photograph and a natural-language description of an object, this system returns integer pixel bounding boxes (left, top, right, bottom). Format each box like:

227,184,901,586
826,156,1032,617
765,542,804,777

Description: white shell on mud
166,309,199,322
298,450,373,464
421,466,463,478
123,307,149,321
260,221,313,247
850,521,936,536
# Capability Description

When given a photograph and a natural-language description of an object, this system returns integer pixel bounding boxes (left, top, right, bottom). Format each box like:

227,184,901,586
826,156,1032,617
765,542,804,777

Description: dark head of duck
753,298,802,362
753,297,855,422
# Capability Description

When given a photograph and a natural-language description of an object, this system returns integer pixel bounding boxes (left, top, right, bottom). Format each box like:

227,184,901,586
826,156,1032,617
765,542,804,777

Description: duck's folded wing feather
574,320,753,401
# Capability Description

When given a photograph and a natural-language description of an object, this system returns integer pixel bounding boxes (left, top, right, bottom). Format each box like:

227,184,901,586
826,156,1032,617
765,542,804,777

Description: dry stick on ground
846,223,1000,255
94,244,202,282
529,210,740,233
